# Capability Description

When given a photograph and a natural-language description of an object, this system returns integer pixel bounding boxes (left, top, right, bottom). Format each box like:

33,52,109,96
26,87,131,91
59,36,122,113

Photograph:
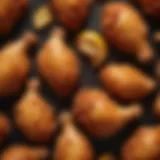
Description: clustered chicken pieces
72,88,142,138
137,0,160,18
100,63,156,101
102,2,154,63
0,32,37,97
37,27,80,96
0,0,28,35
0,145,49,160
0,114,10,145
51,0,93,30
54,112,94,160
0,0,159,159
121,126,160,160
14,78,57,143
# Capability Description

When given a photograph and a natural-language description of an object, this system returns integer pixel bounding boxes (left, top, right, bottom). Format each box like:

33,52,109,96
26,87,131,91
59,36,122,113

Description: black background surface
0,0,160,159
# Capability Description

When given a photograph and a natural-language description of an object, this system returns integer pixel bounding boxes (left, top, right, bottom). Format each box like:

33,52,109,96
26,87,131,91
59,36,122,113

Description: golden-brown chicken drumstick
0,32,36,97
51,0,93,30
37,27,80,96
0,145,49,160
102,2,154,63
14,78,57,143
0,114,10,145
122,126,160,160
73,88,142,138
137,0,160,18
100,63,156,101
0,0,28,35
54,112,95,160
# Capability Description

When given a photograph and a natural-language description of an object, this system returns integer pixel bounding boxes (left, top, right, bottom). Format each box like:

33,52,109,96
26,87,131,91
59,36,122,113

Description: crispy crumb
32,4,53,30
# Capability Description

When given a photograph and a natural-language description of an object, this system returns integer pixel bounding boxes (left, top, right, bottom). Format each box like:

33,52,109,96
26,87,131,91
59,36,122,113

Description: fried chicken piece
0,0,28,34
54,112,95,160
100,63,156,101
137,0,160,18
102,2,154,63
73,88,142,137
14,78,57,143
122,126,160,160
51,0,93,30
1,145,49,160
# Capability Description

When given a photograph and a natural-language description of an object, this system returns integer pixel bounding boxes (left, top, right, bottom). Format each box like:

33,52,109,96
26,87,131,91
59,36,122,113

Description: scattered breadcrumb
32,4,53,30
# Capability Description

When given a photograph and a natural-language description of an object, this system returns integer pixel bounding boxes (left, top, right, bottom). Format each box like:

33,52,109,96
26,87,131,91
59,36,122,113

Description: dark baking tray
0,0,160,159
